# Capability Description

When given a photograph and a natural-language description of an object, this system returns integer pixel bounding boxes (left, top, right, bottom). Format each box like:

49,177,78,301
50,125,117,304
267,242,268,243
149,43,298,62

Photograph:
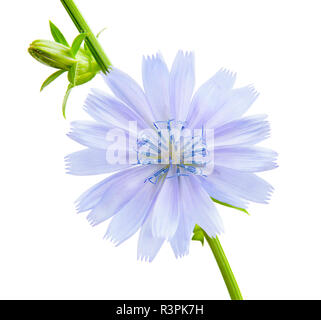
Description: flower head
66,51,277,262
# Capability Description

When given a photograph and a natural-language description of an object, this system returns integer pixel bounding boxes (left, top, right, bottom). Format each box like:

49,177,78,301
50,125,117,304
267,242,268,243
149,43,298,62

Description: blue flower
66,51,277,262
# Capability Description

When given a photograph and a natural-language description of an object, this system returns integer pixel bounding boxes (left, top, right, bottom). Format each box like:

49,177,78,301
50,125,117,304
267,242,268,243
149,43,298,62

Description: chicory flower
66,51,277,261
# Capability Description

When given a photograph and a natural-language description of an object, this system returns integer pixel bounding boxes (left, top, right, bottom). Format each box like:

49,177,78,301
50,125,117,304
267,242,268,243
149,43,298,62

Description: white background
0,0,320,300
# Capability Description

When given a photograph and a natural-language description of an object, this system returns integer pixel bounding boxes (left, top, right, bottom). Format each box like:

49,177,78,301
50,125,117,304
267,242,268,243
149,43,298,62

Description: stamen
138,119,212,184
144,166,169,184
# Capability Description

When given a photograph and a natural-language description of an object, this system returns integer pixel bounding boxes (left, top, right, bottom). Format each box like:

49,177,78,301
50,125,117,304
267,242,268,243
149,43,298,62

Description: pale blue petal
86,165,161,226
214,146,278,172
104,177,161,245
171,175,223,258
186,176,224,237
151,168,179,240
142,53,170,121
75,176,112,213
187,68,236,128
85,89,147,130
170,51,195,121
65,148,131,176
171,176,224,257
103,68,154,126
207,86,259,128
206,166,274,204
170,211,195,258
67,120,111,149
198,176,249,209
214,115,270,147
137,214,164,262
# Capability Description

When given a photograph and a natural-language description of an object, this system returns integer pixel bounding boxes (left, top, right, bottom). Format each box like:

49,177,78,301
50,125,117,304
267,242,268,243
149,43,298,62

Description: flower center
136,120,211,184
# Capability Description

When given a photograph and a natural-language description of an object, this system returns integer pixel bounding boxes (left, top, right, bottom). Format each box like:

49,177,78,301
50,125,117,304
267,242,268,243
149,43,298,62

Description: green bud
28,39,100,85
28,21,103,118
28,40,76,70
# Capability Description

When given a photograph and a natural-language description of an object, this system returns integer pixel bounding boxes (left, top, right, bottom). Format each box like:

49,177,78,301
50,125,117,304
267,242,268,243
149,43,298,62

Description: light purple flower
66,51,277,262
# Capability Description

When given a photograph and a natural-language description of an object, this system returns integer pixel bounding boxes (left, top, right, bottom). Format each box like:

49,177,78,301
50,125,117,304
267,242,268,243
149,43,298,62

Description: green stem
203,231,243,300
60,0,112,73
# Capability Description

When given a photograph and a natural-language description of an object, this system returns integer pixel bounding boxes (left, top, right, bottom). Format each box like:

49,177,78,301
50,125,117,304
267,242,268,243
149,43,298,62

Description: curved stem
60,0,112,73
203,231,243,300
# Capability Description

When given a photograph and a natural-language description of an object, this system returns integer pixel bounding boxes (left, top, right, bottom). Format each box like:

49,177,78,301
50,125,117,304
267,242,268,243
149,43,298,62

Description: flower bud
28,40,76,70
28,20,103,118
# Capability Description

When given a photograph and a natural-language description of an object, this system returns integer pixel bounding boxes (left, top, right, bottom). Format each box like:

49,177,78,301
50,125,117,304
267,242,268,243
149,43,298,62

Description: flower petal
198,176,248,209
206,86,259,128
85,88,147,131
171,175,224,258
103,68,154,126
170,51,195,121
65,148,131,176
185,176,224,237
187,68,236,128
104,176,161,245
151,170,179,240
67,120,111,149
214,146,278,172
137,214,165,262
142,53,170,121
213,114,270,147
86,165,161,226
170,211,195,258
75,176,112,213
207,166,274,204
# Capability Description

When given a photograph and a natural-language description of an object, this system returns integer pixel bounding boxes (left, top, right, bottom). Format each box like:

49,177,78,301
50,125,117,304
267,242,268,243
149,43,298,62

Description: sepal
211,197,249,215
192,225,205,246
71,33,87,57
49,21,69,47
62,84,74,119
40,70,66,92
